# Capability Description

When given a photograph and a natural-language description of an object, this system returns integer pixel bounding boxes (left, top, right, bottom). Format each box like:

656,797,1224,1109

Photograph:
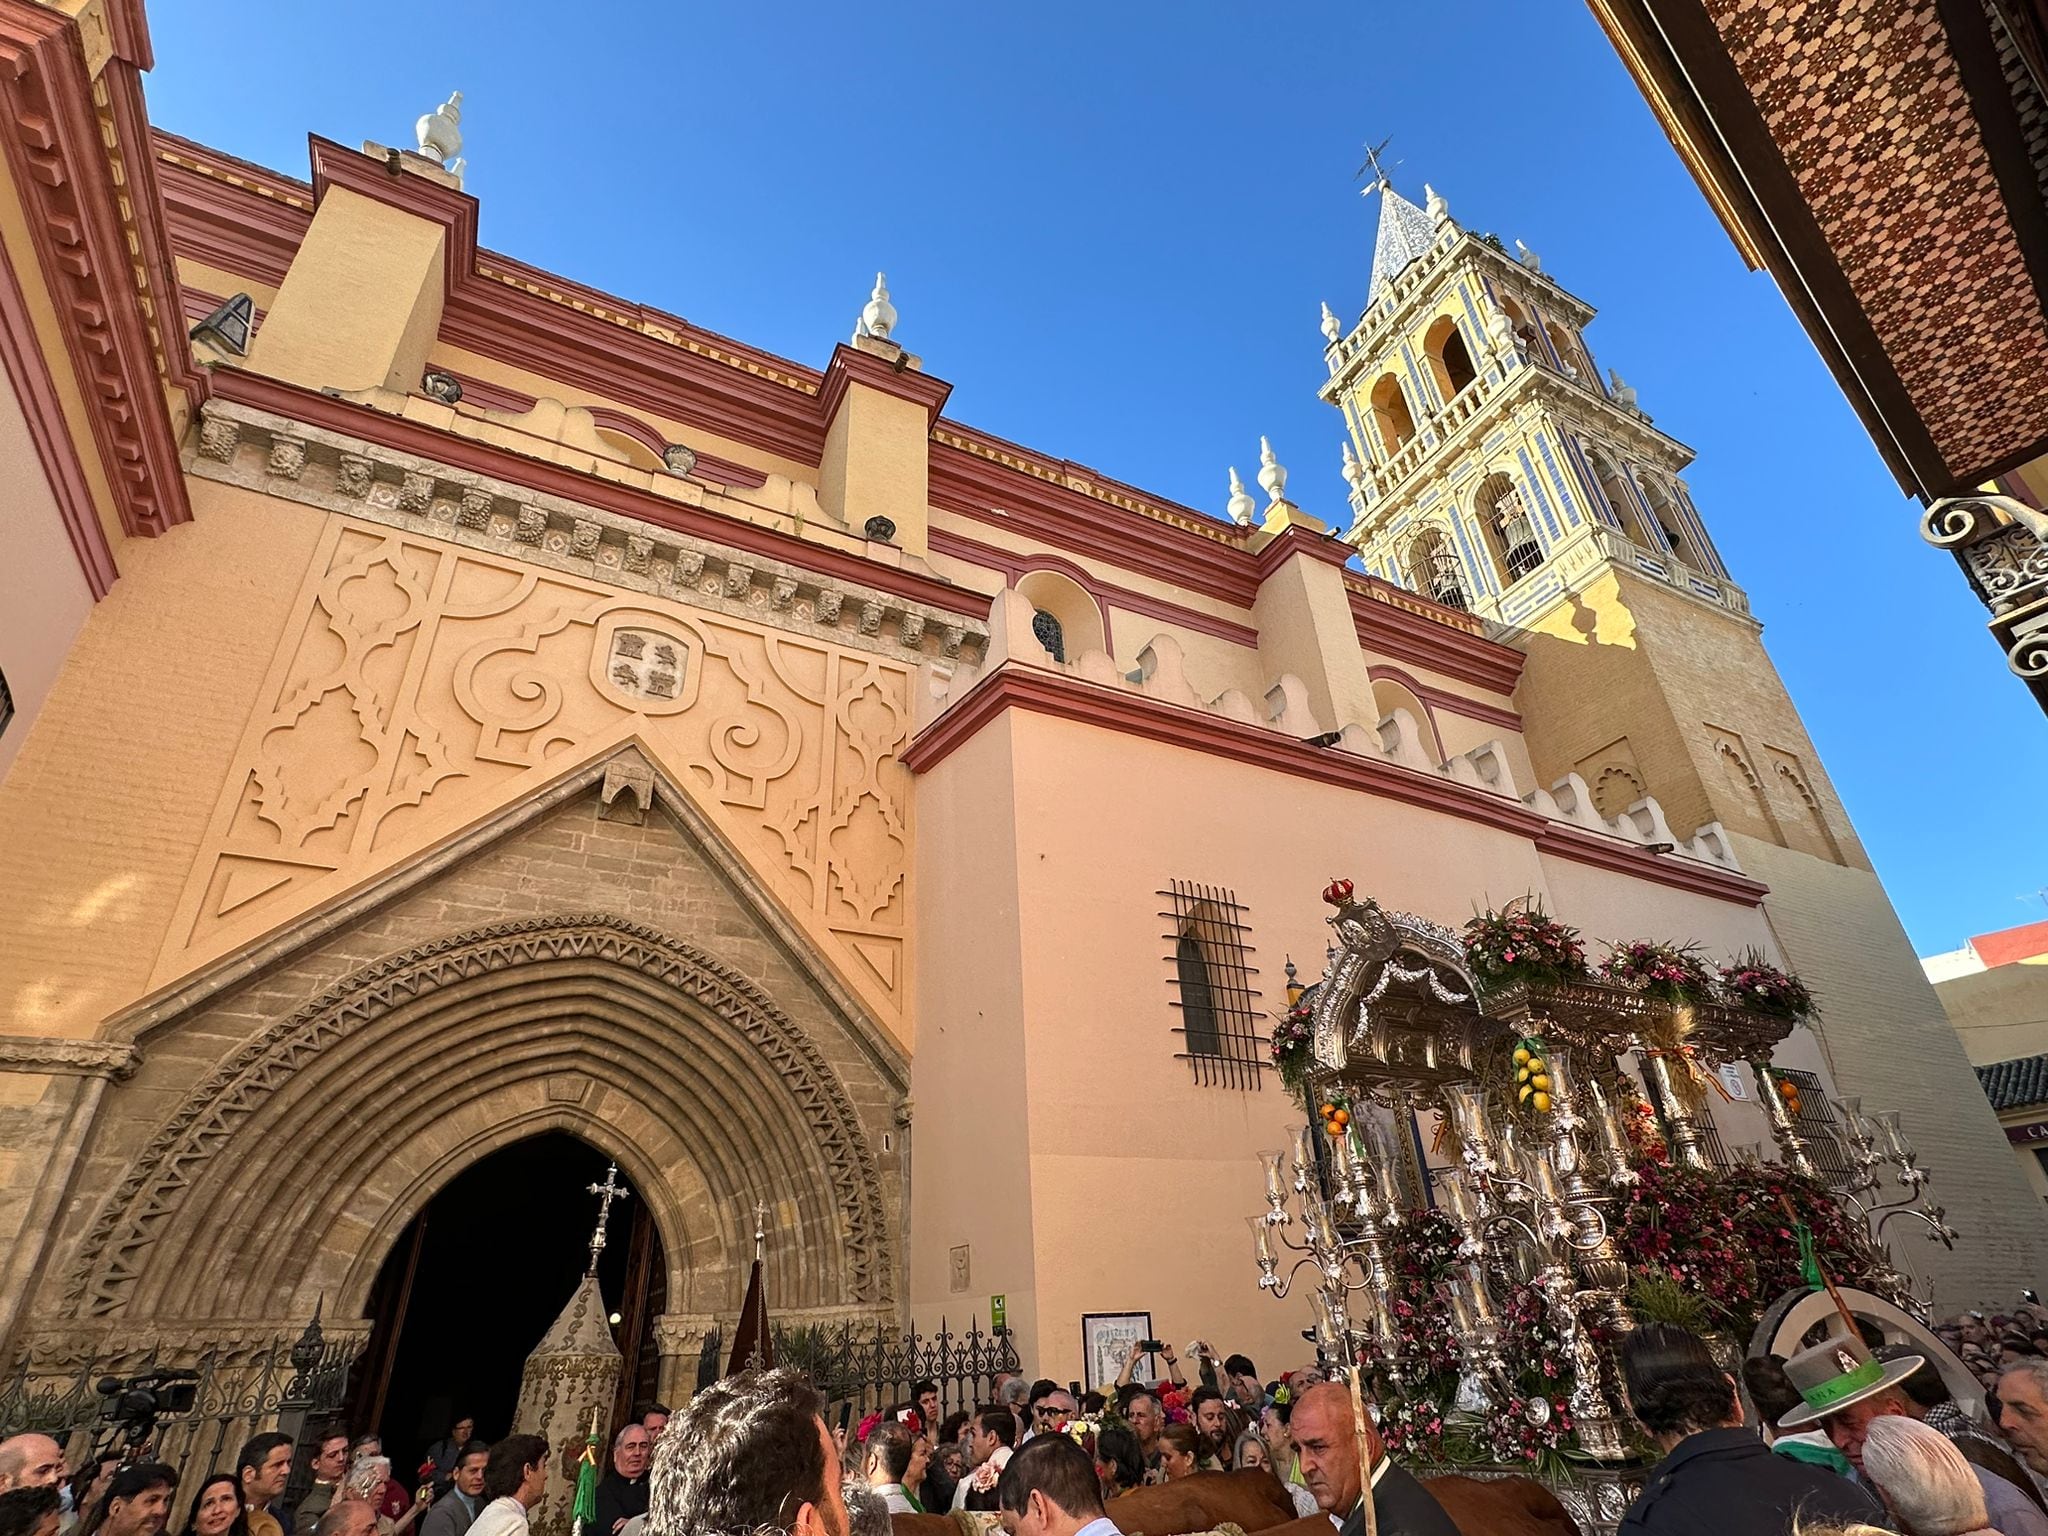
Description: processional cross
752,1198,768,1263
586,1162,630,1275
1355,135,1396,197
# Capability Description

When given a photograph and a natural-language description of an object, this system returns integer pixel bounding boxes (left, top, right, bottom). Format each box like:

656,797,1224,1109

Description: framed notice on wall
1081,1311,1154,1392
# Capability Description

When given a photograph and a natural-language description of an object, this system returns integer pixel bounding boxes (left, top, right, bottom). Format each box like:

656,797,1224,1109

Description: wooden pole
1345,1360,1379,1536
1778,1191,1861,1341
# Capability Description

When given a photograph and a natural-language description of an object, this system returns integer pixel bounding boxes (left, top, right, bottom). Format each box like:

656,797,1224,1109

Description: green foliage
1628,1271,1710,1332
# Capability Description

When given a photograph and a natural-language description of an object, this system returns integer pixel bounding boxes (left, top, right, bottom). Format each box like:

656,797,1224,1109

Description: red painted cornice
928,436,1258,607
0,217,115,596
1250,522,1355,582
155,141,309,288
1347,583,1525,696
0,0,189,537
818,342,952,427
929,526,1259,649
147,135,1526,701
208,367,994,620
904,664,1765,907
1368,665,1523,733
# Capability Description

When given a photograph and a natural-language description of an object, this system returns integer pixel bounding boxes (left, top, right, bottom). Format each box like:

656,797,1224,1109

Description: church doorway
345,1131,668,1469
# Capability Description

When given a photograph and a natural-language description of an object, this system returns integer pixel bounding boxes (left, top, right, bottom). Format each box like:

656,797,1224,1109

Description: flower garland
1372,1210,1576,1465
1600,939,1716,1005
1462,902,1589,993
1614,1159,1874,1330
1719,950,1816,1020
1271,1001,1316,1105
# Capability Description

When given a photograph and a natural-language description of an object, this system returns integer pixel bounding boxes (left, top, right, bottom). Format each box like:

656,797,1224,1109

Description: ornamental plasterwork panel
187,399,987,669
153,516,916,1036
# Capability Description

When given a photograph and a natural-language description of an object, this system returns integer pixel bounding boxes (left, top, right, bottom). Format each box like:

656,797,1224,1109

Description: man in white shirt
467,1436,549,1536
952,1409,1016,1512
992,1435,1120,1536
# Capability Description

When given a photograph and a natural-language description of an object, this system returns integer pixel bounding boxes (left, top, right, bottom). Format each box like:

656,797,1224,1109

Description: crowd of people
9,1315,2048,1536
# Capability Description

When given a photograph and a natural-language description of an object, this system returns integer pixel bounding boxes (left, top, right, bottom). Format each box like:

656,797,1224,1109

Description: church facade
0,0,2039,1412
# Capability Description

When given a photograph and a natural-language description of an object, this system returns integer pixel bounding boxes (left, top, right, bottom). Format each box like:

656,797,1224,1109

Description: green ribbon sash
1799,1356,1884,1411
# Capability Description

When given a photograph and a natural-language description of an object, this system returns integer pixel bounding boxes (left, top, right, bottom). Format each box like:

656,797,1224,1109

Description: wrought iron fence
0,1318,354,1500
769,1316,1020,1419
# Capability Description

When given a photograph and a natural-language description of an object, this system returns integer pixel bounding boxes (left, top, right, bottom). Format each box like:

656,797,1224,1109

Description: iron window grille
1776,1068,1858,1185
1160,881,1266,1090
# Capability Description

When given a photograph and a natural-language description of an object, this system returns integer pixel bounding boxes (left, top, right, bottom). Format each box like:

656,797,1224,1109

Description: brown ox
888,1468,1579,1536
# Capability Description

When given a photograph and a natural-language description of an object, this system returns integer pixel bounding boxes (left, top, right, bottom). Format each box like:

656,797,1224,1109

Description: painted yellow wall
818,374,929,554
249,185,445,395
0,479,320,1038
1938,963,2048,1068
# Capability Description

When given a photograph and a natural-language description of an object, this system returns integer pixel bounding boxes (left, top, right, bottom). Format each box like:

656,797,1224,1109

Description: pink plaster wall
0,369,93,779
912,706,1789,1384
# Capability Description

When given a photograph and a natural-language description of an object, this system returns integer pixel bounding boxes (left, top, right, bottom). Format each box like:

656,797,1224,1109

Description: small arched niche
1423,316,1477,405
1369,675,1444,763
1015,569,1108,663
1369,373,1418,456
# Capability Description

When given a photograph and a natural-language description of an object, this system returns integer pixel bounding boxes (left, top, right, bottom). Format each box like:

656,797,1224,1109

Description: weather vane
1355,135,1397,197
586,1162,629,1275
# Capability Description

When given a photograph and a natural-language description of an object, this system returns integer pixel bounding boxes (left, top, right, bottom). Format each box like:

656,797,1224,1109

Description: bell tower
1315,170,2048,1305
1323,174,1738,631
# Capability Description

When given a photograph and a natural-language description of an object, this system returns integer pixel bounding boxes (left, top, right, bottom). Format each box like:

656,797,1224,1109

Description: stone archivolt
156,505,918,1035
58,912,895,1338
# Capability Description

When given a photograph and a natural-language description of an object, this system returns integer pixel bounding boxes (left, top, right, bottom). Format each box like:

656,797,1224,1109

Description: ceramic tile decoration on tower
0,0,2039,1442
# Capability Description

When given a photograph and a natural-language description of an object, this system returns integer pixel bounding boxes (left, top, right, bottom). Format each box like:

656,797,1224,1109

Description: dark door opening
345,1132,667,1472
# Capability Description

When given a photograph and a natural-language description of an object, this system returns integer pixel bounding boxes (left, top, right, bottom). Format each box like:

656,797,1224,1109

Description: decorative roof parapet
189,397,987,667
919,589,1741,880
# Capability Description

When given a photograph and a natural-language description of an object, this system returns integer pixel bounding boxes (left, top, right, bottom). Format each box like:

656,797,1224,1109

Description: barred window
1777,1068,1858,1185
1160,881,1265,1090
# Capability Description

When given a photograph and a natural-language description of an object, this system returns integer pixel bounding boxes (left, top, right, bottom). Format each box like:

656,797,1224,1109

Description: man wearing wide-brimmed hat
1780,1330,2048,1536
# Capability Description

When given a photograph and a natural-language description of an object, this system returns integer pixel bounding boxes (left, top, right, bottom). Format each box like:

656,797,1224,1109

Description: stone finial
416,91,463,168
1257,436,1288,505
1514,238,1543,273
1226,466,1255,526
1608,368,1639,411
1320,301,1342,345
859,273,897,340
1341,440,1366,492
1425,183,1450,225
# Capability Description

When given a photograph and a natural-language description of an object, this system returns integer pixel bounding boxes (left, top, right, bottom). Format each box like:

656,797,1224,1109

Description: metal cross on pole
1355,135,1396,197
586,1162,630,1275
752,1198,768,1264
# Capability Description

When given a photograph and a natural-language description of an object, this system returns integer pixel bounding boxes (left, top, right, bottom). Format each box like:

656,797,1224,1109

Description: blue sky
144,0,2045,954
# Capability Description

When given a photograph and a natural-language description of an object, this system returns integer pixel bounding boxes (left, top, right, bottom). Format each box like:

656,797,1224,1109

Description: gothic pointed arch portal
349,1130,668,1454
44,911,899,1381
